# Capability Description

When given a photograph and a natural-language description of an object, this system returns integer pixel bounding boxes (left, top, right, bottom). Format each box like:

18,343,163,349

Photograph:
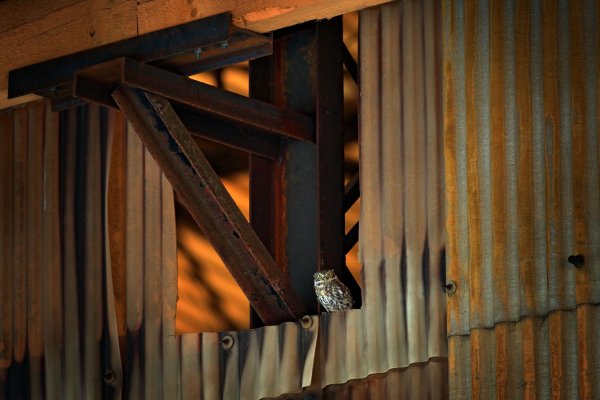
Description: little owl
313,269,354,312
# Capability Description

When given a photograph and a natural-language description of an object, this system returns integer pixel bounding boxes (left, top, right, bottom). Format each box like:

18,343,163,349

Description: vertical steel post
250,18,361,322
316,18,362,306
249,55,280,326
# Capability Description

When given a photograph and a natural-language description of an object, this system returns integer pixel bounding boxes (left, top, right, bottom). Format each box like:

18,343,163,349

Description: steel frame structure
8,12,361,326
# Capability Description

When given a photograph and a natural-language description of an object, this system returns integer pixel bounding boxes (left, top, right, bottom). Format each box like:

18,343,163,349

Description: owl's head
313,269,336,282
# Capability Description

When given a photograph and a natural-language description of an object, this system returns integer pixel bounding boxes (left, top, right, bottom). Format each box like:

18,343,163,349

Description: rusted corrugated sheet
313,0,447,391
444,0,600,397
0,100,118,398
114,122,318,399
269,359,448,399
449,305,600,399
115,123,319,400
0,101,319,399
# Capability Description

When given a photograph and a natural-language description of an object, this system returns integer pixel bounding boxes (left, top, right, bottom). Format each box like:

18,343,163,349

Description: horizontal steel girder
73,58,315,143
112,85,307,325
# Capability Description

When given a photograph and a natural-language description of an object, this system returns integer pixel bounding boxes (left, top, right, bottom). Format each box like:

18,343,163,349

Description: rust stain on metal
445,0,600,397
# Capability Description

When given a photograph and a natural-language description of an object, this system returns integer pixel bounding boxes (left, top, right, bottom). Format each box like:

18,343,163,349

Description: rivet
221,334,234,349
444,280,457,296
300,315,313,329
567,254,585,268
103,369,117,385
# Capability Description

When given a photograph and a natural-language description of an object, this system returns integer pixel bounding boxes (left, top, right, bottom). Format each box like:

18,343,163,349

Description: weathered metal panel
310,0,447,391
0,104,14,393
0,1,447,396
449,305,600,399
445,0,600,335
445,0,600,398
269,359,448,399
62,106,83,400
26,100,44,399
117,121,319,399
42,100,63,400
0,101,319,398
0,101,116,398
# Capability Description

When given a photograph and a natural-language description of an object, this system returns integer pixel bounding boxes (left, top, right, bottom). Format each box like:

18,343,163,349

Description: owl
313,269,354,312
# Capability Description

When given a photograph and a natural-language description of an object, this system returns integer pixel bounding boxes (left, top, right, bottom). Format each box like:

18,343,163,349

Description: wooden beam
0,0,392,109
112,85,307,325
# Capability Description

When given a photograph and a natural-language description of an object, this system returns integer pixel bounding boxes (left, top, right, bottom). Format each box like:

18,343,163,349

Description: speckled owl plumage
313,269,354,312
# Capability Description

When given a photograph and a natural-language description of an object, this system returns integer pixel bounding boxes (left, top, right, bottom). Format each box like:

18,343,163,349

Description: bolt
300,315,313,329
221,334,234,349
567,254,585,268
103,369,117,385
444,280,457,296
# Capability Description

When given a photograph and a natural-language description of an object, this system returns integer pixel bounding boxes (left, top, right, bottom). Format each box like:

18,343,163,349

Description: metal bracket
8,12,272,109
112,86,307,324
71,57,314,159
8,12,362,324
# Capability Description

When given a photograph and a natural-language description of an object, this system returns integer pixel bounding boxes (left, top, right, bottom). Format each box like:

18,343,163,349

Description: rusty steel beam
248,20,361,318
316,17,345,274
343,222,359,255
8,13,231,99
73,75,282,160
176,108,282,160
112,85,307,325
342,42,358,84
119,59,315,142
316,18,362,307
73,64,282,159
249,54,284,327
343,174,360,213
152,30,273,77
72,58,314,143
260,27,321,316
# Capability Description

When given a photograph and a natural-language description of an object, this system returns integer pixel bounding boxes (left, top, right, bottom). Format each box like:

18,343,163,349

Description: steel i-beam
112,86,307,325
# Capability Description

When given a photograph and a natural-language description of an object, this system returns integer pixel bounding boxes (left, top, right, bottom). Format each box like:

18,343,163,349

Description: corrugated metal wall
444,0,600,397
0,101,319,399
114,122,319,400
312,0,447,394
271,358,448,399
0,1,448,396
0,100,120,399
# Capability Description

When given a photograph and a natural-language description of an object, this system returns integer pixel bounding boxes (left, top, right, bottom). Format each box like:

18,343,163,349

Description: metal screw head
103,369,117,385
300,315,313,329
194,48,202,59
568,254,585,268
444,280,457,296
221,334,234,350
219,40,229,49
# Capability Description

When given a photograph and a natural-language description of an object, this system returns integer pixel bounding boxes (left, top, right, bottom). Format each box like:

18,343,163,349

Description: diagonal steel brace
112,85,307,325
